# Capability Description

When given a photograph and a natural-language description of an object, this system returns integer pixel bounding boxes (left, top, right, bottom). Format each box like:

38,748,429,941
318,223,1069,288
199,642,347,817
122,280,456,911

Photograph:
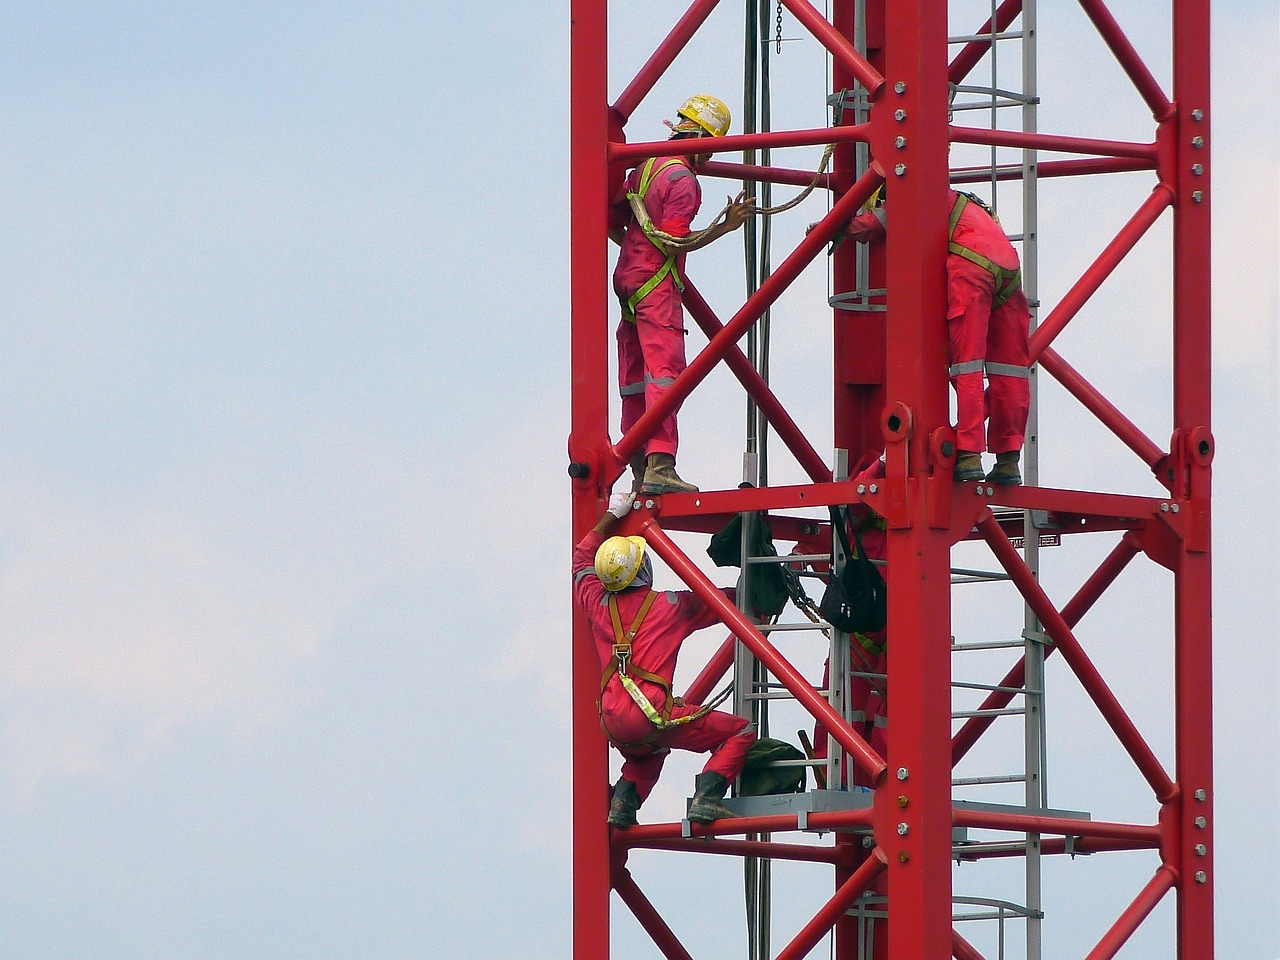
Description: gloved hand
607,492,633,519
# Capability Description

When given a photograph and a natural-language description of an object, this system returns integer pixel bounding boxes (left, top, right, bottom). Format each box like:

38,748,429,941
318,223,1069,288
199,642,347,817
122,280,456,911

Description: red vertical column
832,0,887,461
874,0,953,957
1170,0,1213,953
569,1,613,958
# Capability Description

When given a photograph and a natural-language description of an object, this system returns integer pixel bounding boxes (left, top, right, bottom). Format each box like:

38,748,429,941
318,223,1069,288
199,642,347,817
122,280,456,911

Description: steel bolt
895,136,907,148
1191,163,1203,176
1171,503,1180,513
1194,843,1207,856
897,767,909,781
1191,136,1204,148
1194,871,1207,884
894,108,907,122
1194,816,1207,829
862,836,876,848
897,851,909,863
856,483,866,494
1195,788,1207,801
645,499,656,510
894,163,907,177
869,483,879,494
894,81,907,94
1160,502,1170,512
1192,190,1204,203
897,822,909,836
1191,108,1204,121
897,795,909,808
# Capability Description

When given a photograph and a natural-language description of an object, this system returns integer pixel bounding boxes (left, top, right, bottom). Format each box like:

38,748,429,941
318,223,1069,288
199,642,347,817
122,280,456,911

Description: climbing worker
574,492,756,828
610,94,755,495
815,184,1031,485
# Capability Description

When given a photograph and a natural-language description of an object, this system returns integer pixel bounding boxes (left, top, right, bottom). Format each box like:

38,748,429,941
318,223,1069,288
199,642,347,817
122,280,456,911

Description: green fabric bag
706,512,789,617
738,737,807,796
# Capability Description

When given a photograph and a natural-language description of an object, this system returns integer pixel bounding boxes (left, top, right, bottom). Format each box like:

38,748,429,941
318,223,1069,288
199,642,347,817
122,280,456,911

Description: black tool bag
707,511,789,617
818,505,887,635
738,737,807,796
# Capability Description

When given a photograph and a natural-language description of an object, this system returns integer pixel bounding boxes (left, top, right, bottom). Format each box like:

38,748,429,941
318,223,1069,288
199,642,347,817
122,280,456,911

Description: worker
574,492,756,828
610,94,755,494
818,185,1031,485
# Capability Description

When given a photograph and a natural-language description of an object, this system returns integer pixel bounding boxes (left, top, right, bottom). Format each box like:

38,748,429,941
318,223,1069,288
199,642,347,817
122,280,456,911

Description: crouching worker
574,492,756,828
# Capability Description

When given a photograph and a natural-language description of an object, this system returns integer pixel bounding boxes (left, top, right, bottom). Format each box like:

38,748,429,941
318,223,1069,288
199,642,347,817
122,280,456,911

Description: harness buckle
612,644,631,675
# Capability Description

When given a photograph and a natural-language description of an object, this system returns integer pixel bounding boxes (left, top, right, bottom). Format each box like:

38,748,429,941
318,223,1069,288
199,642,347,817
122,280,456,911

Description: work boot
607,779,641,829
686,772,738,824
954,450,986,482
629,453,647,494
986,451,1022,486
641,453,699,495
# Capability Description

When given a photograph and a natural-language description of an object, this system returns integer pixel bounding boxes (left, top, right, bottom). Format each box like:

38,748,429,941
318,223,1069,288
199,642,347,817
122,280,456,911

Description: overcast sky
0,2,1276,958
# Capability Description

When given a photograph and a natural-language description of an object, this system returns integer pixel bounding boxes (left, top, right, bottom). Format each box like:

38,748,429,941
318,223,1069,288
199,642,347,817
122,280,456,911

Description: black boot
687,772,738,823
607,779,641,828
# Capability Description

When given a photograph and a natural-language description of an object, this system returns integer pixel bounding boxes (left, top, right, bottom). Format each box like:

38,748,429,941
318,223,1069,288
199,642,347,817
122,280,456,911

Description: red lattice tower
568,0,1211,957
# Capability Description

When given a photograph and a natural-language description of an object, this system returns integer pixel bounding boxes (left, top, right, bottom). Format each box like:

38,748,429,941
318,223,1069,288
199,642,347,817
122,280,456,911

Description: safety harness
948,192,1023,308
598,589,715,743
621,158,690,323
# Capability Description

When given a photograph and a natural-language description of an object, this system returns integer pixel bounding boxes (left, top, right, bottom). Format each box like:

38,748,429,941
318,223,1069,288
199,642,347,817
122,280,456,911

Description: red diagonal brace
952,533,1142,765
977,513,1175,800
1084,866,1177,960
612,869,696,960
616,169,879,463
780,0,884,97
1038,347,1166,469
1029,186,1173,359
682,279,833,483
640,520,887,784
775,852,888,960
1076,0,1173,119
612,0,724,121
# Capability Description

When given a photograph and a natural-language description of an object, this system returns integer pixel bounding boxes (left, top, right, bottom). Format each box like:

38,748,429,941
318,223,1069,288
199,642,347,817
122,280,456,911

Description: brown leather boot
954,450,986,482
641,453,699,494
985,450,1022,486
687,772,738,823
607,779,641,829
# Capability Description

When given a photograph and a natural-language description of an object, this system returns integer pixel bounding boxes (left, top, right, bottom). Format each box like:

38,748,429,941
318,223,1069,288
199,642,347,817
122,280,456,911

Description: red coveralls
574,530,755,802
611,158,702,458
845,190,1031,454
812,456,888,789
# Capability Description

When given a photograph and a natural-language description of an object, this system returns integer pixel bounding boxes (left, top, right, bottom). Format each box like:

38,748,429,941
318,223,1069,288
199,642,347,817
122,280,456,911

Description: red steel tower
569,0,1211,957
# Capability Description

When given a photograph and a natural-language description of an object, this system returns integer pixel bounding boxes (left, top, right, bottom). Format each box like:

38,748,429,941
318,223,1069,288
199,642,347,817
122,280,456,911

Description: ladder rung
951,774,1028,787
952,679,1035,695
952,639,1026,652
952,707,1027,719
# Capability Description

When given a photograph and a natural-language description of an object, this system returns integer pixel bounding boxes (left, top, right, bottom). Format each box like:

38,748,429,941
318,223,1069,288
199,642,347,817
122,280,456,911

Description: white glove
607,492,633,519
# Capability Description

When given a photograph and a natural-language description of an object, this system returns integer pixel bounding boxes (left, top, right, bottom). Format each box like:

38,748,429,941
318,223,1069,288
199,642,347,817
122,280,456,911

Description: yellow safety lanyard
621,158,689,323
948,193,1022,308
599,590,713,737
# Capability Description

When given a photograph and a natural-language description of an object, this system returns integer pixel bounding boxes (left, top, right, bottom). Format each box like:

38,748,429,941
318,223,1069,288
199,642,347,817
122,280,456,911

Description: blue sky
0,1,1276,958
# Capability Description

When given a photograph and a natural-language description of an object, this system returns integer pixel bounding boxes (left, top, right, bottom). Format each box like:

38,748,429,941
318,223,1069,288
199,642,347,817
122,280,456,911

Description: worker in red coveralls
812,455,888,788
574,492,756,828
610,94,754,495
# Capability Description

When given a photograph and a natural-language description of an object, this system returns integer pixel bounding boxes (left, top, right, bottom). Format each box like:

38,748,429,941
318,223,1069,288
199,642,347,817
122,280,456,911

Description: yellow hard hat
675,94,731,138
594,535,649,591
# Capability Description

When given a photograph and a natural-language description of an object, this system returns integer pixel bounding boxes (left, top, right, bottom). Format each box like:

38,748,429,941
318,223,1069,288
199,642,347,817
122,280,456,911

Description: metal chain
775,0,784,53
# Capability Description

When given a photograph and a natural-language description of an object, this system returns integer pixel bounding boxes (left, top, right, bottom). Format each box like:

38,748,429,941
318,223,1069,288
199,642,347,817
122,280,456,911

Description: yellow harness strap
598,590,714,741
621,158,689,323
948,193,1022,308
